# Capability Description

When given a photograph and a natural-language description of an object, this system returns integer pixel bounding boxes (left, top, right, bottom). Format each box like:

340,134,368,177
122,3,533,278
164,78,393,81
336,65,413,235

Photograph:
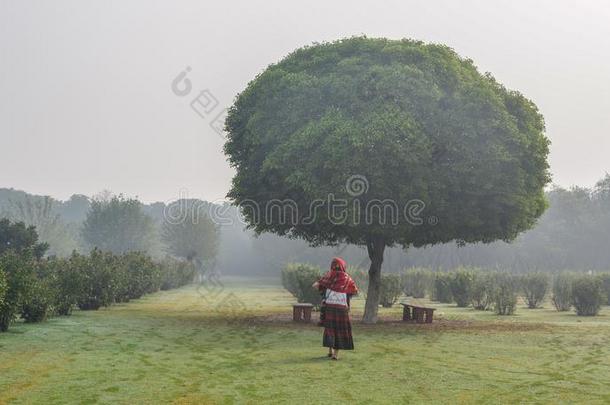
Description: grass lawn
2,277,610,404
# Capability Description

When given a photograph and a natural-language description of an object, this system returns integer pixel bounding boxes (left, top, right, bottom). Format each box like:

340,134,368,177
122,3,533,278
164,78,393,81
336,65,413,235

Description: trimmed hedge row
421,268,608,316
0,249,195,332
280,263,610,317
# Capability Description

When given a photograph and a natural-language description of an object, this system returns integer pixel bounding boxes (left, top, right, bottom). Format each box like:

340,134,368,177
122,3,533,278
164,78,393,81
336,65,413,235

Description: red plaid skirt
322,306,354,350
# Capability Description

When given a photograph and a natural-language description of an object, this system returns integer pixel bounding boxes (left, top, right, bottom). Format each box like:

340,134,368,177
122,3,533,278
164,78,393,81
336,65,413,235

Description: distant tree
82,195,155,254
1,196,79,256
0,218,49,259
161,200,219,269
224,37,550,323
56,194,91,223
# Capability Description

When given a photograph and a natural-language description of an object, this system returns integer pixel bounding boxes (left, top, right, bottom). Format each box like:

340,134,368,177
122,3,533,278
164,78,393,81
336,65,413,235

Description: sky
1,0,609,203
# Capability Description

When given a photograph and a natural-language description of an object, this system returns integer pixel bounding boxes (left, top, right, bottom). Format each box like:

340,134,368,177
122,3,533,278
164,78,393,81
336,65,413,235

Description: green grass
2,278,610,404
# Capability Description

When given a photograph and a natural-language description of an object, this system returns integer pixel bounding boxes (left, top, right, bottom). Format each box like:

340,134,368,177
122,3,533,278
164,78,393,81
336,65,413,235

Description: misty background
1,1,609,274
2,178,610,275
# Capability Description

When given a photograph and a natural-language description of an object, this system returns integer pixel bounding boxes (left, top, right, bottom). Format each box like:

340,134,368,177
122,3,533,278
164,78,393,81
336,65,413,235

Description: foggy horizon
2,0,609,203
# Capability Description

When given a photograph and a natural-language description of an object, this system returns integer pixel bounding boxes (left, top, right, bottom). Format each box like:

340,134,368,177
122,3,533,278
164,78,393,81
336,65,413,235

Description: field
2,278,610,404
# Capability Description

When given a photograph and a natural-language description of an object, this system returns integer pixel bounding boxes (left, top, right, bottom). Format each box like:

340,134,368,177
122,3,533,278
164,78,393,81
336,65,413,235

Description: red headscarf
317,257,358,295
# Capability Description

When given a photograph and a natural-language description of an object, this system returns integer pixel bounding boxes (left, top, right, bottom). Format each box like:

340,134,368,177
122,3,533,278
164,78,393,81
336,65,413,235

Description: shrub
281,263,322,307
20,278,53,323
73,250,119,310
120,252,162,301
551,273,573,311
520,272,550,309
599,273,610,306
432,272,453,303
37,257,79,316
160,257,196,290
0,268,7,317
470,272,494,310
402,267,432,298
571,275,606,316
491,273,518,315
449,268,476,307
2,241,192,330
349,267,368,298
0,251,37,331
379,273,403,307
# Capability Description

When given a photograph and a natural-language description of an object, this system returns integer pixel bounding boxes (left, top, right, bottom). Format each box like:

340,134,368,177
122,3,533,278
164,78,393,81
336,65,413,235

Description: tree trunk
362,236,386,324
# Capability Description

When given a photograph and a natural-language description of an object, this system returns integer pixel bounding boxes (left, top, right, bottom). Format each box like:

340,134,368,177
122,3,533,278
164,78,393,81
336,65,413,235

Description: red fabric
317,257,358,295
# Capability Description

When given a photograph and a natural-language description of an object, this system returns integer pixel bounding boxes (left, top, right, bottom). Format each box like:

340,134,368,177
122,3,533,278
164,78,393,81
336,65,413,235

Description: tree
224,37,550,323
0,218,49,259
161,200,219,269
82,194,155,254
1,196,79,257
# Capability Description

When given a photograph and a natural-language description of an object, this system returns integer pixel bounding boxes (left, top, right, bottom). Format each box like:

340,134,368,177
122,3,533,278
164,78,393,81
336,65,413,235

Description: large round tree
224,37,550,323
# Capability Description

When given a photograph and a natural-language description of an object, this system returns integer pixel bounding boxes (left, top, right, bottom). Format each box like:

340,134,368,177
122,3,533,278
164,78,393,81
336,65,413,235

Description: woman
313,257,358,360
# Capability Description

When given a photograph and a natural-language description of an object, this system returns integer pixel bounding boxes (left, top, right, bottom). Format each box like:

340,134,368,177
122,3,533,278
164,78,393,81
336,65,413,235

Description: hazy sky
1,0,609,203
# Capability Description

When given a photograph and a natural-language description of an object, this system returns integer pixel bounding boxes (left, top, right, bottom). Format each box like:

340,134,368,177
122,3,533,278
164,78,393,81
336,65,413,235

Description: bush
571,275,606,316
20,278,53,323
551,273,573,311
119,252,162,301
599,273,610,306
0,251,36,332
470,272,494,310
37,257,78,316
73,250,119,310
449,268,475,307
0,268,7,318
520,272,549,309
402,267,432,298
281,263,322,307
349,267,368,298
491,273,518,315
432,272,453,303
379,273,403,307
1,238,193,330
160,257,196,290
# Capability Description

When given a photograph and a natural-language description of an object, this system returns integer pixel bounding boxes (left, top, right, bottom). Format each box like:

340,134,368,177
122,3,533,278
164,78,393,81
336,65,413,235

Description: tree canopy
82,195,155,254
0,218,48,259
224,37,551,323
225,37,550,246
161,200,219,268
